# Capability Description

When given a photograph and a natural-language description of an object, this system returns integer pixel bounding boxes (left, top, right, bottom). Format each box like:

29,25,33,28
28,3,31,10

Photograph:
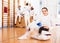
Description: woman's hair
26,3,28,6
42,7,48,11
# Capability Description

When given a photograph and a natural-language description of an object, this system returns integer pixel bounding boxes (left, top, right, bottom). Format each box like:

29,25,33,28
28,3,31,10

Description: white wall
47,0,57,18
47,0,60,26
0,0,2,28
57,0,60,18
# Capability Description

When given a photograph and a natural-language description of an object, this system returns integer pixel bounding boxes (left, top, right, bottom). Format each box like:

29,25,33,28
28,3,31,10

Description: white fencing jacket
39,14,52,28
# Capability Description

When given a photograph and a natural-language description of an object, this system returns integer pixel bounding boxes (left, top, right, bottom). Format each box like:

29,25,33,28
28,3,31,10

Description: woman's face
42,9,48,16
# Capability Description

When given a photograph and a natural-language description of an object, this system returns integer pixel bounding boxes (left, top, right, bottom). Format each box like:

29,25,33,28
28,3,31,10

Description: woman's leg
39,26,49,34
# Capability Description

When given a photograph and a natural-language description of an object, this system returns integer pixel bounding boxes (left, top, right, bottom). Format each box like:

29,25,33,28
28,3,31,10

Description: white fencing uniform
31,31,51,40
30,14,52,40
23,6,31,28
15,8,22,24
30,9,40,21
27,20,41,31
30,9,34,16
38,14,53,30
30,10,36,21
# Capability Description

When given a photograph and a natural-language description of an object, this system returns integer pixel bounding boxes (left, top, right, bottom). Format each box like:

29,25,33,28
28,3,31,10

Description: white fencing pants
15,14,21,24
24,15,30,28
31,34,51,40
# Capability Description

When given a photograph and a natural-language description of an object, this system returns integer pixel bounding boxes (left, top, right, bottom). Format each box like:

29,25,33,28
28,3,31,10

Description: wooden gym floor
0,27,60,43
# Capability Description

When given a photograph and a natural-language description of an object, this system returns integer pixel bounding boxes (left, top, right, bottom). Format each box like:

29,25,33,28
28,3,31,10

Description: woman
18,7,52,40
